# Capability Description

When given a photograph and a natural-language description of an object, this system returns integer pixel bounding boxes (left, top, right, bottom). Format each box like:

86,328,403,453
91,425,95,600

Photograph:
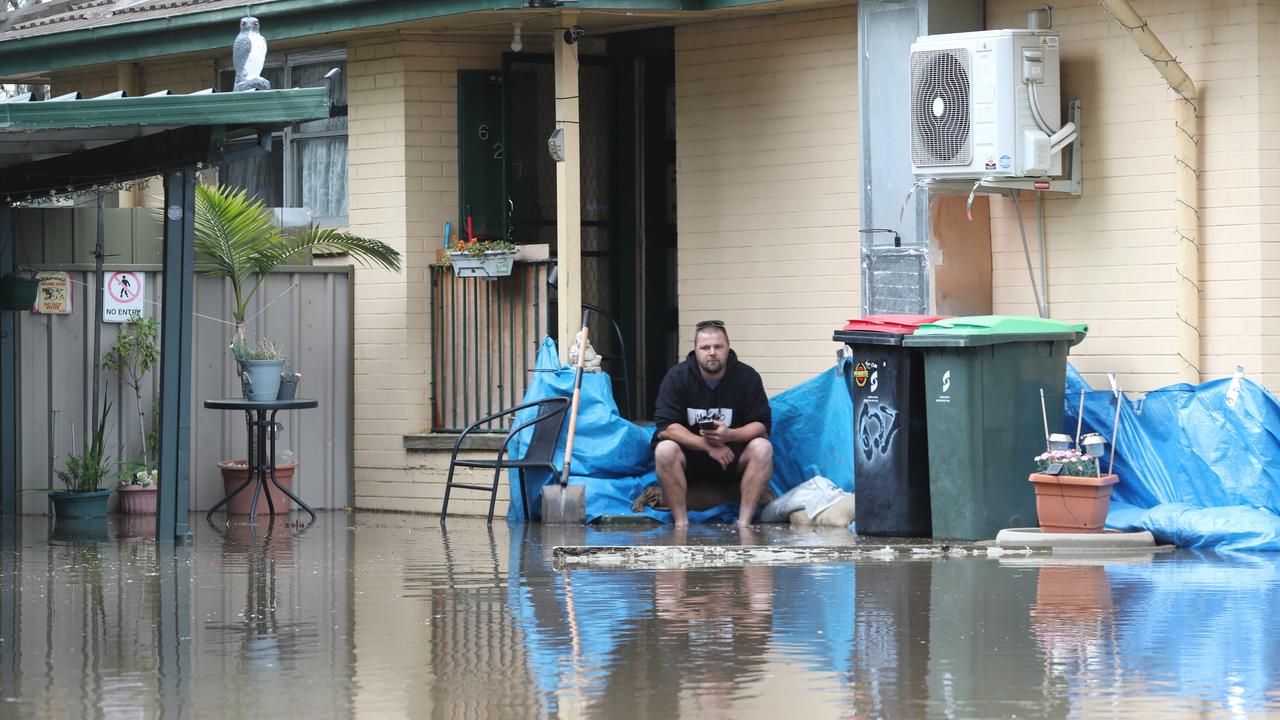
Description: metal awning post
0,203,16,522
156,168,196,542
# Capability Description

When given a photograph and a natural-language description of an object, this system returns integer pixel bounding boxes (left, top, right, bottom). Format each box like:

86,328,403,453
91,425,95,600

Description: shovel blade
541,484,586,524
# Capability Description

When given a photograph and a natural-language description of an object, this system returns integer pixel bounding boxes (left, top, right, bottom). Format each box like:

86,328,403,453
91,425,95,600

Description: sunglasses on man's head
696,320,725,331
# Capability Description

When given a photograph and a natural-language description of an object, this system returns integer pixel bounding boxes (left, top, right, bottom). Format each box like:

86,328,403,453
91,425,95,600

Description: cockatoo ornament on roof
232,16,271,91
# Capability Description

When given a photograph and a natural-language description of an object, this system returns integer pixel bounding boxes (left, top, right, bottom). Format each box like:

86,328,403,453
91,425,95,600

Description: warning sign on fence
102,271,144,323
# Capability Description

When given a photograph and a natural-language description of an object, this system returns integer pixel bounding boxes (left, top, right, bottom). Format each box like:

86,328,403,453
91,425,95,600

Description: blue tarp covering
506,338,854,524
1064,366,1280,550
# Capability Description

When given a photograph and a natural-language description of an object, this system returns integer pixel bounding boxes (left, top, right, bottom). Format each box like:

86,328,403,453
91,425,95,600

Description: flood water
1,511,1278,718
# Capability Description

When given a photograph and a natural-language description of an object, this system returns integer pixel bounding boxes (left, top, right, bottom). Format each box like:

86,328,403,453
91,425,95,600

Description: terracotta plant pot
1028,472,1118,533
116,484,158,514
218,461,297,515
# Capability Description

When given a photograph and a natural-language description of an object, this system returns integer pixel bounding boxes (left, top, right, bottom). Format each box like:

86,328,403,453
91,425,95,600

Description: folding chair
440,396,571,523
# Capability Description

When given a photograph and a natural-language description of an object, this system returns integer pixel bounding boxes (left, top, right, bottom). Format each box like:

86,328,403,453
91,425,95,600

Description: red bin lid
840,314,947,335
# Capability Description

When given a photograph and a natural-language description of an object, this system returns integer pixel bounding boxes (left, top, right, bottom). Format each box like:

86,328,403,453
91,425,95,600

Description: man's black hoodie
651,349,771,449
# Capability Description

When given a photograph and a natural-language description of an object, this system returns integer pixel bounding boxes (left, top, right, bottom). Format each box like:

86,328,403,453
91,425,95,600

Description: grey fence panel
16,268,353,513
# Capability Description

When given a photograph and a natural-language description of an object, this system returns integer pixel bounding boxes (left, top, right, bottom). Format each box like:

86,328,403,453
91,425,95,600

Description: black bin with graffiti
834,315,945,537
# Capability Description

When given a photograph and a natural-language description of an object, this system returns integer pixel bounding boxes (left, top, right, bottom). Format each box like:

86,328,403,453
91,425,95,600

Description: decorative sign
35,272,71,315
102,271,144,323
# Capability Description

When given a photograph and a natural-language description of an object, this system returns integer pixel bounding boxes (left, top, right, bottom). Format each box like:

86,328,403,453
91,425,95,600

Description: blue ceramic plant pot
49,489,111,519
242,359,284,401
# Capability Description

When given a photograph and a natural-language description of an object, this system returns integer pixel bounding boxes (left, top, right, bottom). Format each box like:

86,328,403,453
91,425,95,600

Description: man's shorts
681,442,748,484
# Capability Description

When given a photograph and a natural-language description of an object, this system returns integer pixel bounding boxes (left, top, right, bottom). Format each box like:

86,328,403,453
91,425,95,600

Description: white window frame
217,47,348,226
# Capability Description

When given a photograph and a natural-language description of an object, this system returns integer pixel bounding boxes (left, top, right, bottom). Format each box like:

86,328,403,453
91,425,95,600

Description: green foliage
116,453,158,487
56,398,112,493
448,238,516,258
230,335,284,363
193,184,403,329
103,318,159,467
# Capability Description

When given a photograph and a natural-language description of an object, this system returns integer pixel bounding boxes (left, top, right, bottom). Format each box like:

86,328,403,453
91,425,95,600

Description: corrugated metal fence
13,267,352,514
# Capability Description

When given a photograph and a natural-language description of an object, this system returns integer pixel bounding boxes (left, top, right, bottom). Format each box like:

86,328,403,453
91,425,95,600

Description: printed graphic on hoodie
686,408,735,427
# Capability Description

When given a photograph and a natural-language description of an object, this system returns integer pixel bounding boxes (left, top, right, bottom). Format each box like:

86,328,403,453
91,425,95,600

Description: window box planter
448,250,518,279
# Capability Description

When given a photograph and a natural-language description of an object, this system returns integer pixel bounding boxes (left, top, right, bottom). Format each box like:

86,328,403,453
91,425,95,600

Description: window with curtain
217,50,348,226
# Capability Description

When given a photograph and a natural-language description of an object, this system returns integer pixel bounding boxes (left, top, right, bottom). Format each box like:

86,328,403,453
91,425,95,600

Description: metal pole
0,203,17,520
157,169,196,541
91,190,105,436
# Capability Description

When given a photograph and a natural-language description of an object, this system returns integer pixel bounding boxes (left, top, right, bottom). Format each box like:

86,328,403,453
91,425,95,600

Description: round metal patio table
204,398,318,524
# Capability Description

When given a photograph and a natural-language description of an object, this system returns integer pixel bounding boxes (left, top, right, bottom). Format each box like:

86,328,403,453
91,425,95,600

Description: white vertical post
554,15,583,366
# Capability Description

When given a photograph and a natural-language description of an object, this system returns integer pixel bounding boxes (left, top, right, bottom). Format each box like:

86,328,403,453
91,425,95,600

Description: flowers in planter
1034,448,1098,477
446,237,516,259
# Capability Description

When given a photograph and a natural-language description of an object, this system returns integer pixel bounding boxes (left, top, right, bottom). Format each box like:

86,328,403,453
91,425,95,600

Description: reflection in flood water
0,513,1278,718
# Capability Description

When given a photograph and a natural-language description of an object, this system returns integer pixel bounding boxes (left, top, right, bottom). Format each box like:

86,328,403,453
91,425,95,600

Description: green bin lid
902,315,1088,348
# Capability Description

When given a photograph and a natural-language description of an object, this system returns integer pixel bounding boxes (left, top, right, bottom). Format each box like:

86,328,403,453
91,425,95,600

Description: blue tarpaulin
1064,366,1280,550
506,338,854,524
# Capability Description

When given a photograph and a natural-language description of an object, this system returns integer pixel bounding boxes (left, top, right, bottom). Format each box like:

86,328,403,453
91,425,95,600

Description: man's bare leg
655,440,689,526
736,438,773,527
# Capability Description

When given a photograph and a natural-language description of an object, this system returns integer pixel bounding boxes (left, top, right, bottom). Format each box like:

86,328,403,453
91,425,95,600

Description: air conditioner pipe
1099,0,1200,383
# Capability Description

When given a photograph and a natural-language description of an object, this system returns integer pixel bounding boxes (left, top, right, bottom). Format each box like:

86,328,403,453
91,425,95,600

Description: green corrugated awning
0,87,332,197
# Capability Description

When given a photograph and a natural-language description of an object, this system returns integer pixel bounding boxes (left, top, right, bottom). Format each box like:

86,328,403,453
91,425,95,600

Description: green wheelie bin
902,316,1088,541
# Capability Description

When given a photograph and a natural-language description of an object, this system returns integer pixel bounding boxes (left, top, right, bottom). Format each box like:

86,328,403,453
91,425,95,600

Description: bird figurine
232,16,271,91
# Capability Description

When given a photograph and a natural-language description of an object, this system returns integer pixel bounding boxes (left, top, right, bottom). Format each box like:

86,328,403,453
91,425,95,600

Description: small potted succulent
1028,440,1117,533
277,360,300,400
445,238,517,279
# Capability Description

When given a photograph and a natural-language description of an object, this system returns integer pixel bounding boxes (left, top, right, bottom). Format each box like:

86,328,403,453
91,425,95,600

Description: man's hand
706,442,735,470
700,420,732,447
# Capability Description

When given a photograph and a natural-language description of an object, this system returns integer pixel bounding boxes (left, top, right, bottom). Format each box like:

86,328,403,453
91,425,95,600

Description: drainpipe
1098,0,1199,383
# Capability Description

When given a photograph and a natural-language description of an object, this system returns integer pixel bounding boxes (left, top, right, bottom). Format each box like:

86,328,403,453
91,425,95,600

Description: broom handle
559,317,591,486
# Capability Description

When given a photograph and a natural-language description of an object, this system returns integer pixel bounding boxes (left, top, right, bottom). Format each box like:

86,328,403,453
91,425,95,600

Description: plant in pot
445,237,517,279
193,184,402,513
51,399,114,519
1028,440,1117,533
277,360,300,400
103,318,160,515
231,335,286,401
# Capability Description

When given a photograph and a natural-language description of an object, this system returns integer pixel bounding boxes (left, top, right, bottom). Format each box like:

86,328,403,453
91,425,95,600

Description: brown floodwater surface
0,512,1277,719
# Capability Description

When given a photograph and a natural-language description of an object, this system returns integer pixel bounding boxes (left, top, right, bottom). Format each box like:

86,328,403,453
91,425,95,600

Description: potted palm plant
103,318,159,515
194,184,403,339
193,184,402,508
51,399,114,519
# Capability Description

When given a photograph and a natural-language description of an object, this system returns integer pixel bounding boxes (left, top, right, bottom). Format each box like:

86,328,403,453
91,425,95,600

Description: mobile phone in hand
698,419,717,432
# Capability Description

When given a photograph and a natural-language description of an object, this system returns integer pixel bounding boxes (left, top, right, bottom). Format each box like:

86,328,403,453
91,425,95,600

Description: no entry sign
102,271,145,323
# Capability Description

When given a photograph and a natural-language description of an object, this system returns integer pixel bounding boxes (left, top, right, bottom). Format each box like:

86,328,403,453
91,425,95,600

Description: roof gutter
1098,0,1200,383
0,0,533,76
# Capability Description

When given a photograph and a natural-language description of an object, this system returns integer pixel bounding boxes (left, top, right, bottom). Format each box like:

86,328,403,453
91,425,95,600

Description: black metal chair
440,396,571,524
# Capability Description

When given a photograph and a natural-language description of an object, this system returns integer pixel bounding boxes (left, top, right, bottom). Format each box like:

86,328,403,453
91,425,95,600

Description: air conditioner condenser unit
910,29,1071,179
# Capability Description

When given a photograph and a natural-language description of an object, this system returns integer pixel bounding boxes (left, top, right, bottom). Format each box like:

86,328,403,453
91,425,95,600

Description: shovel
542,310,590,524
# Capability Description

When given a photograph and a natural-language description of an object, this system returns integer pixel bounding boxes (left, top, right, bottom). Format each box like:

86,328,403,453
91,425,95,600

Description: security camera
564,25,586,44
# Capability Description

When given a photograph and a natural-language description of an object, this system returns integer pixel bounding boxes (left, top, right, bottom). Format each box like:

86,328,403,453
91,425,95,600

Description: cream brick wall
987,0,1274,391
1261,1,1280,391
674,6,859,395
347,33,508,514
